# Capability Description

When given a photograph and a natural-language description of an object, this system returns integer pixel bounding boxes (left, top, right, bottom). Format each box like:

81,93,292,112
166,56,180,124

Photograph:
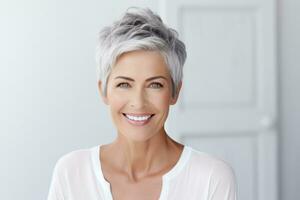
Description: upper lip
123,113,154,116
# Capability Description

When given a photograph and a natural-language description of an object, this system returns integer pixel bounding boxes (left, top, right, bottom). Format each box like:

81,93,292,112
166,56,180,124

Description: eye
149,82,163,88
116,82,130,88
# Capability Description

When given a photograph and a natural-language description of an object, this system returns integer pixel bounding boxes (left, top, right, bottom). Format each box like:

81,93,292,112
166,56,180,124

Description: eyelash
116,82,163,89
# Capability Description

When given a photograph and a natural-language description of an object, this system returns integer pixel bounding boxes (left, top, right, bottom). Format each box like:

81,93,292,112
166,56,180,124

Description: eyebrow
114,76,167,82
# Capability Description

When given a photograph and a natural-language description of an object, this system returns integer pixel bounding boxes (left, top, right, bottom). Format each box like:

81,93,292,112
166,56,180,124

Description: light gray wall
0,1,158,199
279,0,300,199
0,0,299,199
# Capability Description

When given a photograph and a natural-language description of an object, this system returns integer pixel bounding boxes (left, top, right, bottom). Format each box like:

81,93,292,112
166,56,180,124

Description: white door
160,0,278,199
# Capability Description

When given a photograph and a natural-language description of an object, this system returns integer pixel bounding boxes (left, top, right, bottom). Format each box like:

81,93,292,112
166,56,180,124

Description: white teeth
125,114,152,121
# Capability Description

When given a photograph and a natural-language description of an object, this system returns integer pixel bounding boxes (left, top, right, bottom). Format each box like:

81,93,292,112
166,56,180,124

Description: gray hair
96,7,187,98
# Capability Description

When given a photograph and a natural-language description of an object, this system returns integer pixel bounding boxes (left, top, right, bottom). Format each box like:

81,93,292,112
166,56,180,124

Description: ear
98,81,109,105
170,81,182,105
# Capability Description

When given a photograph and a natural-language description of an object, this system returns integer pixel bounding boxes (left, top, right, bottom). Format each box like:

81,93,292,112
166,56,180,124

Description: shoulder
53,145,97,173
187,147,237,198
187,146,236,180
190,148,237,199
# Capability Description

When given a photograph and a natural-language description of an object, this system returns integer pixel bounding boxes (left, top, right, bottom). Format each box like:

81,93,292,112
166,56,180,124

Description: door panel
160,0,278,199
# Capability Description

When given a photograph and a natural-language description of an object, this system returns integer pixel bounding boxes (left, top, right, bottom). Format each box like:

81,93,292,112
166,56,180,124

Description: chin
117,129,158,142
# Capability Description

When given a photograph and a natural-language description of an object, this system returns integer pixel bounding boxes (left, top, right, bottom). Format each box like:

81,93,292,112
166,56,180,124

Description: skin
98,50,183,199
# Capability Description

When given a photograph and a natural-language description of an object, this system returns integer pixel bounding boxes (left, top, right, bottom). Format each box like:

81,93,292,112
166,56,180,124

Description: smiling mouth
122,113,155,125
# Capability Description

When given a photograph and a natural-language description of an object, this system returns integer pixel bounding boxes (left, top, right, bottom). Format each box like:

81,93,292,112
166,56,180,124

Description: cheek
108,94,126,112
148,92,171,108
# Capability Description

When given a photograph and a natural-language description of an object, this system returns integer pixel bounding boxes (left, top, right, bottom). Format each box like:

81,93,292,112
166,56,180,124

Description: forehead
110,50,170,79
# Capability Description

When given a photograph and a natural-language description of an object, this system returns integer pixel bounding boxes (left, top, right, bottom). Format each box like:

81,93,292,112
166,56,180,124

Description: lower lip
123,114,154,126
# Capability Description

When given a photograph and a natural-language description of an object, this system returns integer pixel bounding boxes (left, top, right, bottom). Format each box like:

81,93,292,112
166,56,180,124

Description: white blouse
47,144,237,200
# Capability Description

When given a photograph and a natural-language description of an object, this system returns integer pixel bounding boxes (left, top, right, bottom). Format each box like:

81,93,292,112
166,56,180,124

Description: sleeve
207,160,237,200
47,160,65,200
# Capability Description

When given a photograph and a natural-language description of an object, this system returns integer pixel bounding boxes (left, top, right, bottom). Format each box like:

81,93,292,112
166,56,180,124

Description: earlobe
98,81,109,105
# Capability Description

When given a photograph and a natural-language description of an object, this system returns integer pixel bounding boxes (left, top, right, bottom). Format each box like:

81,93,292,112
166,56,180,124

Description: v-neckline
91,144,191,200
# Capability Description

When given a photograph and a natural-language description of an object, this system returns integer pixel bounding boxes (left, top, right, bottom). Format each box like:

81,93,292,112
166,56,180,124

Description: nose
129,88,147,109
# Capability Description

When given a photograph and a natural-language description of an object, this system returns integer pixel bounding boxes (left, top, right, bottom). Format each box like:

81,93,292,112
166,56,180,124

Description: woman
48,7,237,200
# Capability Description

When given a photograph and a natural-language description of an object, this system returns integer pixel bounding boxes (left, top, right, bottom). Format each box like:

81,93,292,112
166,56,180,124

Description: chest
105,172,163,200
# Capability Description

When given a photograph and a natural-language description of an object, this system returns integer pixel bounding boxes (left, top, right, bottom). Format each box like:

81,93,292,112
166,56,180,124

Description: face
98,50,181,142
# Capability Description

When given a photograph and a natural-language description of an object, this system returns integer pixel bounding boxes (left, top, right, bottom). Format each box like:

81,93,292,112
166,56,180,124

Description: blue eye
117,82,130,88
150,82,163,88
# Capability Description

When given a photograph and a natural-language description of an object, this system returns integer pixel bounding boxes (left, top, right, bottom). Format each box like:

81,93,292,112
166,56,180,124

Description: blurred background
0,0,299,199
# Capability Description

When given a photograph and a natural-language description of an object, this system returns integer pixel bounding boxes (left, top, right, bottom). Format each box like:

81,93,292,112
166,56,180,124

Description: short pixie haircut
96,7,187,98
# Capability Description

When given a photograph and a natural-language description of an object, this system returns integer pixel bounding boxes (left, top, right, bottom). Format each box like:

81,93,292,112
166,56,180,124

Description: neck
111,128,183,182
